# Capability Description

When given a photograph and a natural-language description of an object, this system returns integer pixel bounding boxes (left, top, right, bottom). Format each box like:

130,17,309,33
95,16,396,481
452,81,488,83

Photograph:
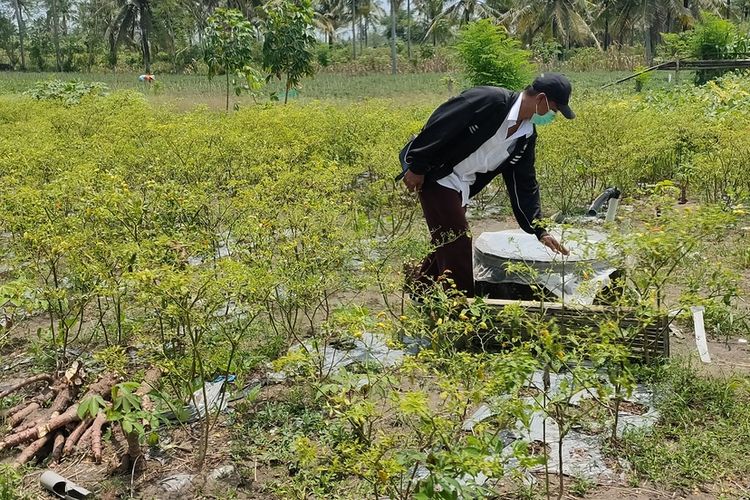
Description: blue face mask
531,95,556,126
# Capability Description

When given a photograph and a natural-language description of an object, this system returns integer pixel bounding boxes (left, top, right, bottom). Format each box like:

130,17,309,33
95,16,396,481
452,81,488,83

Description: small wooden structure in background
601,58,750,88
478,298,670,363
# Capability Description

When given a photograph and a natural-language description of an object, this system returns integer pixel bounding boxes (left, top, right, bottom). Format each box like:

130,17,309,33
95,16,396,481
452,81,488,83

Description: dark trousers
414,182,474,297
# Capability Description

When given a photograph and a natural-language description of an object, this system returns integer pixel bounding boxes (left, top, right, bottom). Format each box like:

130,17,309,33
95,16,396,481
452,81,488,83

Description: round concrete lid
474,229,609,263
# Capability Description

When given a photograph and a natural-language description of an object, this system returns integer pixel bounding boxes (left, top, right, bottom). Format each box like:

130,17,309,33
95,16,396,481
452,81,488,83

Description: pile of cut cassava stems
0,362,159,471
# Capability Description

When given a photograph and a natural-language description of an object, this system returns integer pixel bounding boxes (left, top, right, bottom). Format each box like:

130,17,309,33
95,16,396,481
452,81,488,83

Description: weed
622,361,750,490
570,476,595,497
0,465,30,500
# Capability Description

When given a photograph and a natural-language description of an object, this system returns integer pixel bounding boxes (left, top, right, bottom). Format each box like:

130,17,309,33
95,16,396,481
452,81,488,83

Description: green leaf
77,399,90,420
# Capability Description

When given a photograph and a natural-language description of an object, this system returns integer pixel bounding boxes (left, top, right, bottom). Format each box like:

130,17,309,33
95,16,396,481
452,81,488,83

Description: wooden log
48,384,75,414
3,389,55,419
77,421,94,451
14,434,52,465
90,411,107,463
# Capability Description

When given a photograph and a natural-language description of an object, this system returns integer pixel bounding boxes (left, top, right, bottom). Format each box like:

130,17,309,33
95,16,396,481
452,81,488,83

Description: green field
0,69,688,108
1,70,749,499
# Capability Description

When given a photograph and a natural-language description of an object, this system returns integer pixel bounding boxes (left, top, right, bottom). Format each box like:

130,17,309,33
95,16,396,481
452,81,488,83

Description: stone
159,474,194,492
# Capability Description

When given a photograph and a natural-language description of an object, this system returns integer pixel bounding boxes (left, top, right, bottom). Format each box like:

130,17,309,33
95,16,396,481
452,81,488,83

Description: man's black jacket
402,86,546,238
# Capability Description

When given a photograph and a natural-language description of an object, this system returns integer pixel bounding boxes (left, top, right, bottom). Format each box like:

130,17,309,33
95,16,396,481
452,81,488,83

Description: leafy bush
455,19,534,90
531,36,562,67
633,65,652,92
692,13,746,60
24,79,108,105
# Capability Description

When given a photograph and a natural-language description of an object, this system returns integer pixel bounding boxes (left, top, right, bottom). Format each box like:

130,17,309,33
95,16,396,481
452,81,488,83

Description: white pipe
605,197,620,222
691,306,711,363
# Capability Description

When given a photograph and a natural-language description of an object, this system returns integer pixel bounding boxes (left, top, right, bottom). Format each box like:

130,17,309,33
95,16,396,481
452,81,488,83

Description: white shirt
437,93,534,207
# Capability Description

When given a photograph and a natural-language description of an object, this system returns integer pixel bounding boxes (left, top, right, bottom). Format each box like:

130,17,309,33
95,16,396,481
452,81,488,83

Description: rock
159,474,195,492
209,465,236,481
265,371,287,384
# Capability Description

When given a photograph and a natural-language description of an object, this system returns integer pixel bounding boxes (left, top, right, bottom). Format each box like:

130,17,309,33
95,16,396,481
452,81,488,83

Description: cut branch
90,411,107,463
0,373,117,452
63,418,92,456
51,432,65,462
77,421,94,451
14,434,52,465
48,384,76,414
3,389,55,420
7,403,39,428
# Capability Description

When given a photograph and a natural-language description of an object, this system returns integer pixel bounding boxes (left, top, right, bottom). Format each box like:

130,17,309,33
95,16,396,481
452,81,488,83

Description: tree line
1,0,749,73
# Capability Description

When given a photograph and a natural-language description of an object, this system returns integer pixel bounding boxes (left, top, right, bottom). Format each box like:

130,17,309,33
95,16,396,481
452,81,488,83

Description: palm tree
390,0,399,74
416,0,446,45
435,0,502,26
314,0,347,46
729,0,750,20
352,0,382,48
608,0,662,61
503,0,601,49
606,0,721,62
424,0,503,45
351,0,356,58
595,0,614,50
356,0,382,48
107,0,155,73
406,0,411,58
677,0,725,29
46,0,62,70
10,0,27,69
180,0,220,44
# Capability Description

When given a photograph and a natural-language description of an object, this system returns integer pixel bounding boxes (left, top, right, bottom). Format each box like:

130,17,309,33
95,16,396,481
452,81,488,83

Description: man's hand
403,170,425,193
540,234,570,256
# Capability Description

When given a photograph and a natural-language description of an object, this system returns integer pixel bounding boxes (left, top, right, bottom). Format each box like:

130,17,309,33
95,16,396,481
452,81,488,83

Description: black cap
531,73,575,119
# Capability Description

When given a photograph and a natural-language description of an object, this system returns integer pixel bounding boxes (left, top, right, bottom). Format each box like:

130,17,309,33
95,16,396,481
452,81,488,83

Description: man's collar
507,93,524,124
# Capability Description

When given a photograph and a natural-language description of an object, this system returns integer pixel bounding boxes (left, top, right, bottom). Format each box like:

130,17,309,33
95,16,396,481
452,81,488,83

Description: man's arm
501,135,569,255
501,135,546,238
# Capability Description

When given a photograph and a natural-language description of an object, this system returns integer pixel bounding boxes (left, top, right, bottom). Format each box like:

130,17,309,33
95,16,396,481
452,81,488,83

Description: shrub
531,36,562,67
634,65,652,92
24,79,108,105
455,19,534,90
